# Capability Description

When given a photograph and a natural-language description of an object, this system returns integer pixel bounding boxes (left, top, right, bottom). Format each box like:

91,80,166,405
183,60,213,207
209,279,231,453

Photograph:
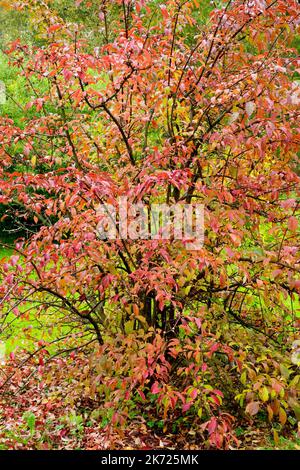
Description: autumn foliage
0,0,299,449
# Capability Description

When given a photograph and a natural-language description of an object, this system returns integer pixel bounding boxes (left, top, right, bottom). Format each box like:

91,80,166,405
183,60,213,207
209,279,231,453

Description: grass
261,433,300,450
0,241,89,358
0,241,14,259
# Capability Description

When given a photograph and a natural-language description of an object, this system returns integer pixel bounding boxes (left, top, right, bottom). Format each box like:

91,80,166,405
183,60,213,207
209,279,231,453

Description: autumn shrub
0,0,299,449
85,310,299,448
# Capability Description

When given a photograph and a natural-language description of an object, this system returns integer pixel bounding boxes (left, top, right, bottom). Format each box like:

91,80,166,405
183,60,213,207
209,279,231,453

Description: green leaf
23,411,36,436
240,371,247,385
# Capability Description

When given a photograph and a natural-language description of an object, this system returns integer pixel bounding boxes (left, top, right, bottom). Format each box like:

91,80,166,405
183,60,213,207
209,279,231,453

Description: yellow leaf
177,276,185,287
259,386,269,403
124,320,134,334
241,371,247,385
31,155,37,168
228,165,238,178
184,285,192,295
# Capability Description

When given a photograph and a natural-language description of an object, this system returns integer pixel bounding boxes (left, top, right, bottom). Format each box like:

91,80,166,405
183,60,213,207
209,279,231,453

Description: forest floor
1,355,299,450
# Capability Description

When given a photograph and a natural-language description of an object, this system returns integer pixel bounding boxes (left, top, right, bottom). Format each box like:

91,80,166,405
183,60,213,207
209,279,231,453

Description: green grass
261,433,300,450
0,243,89,358
0,243,13,259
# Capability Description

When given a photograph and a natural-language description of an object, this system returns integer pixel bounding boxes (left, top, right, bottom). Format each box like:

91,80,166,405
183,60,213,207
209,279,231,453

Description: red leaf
207,417,217,435
182,402,192,412
151,382,160,394
210,395,221,406
160,5,169,19
137,389,146,400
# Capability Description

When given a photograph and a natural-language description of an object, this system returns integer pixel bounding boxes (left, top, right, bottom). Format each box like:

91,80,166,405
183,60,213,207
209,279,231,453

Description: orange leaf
279,407,287,425
133,304,139,316
48,24,61,33
160,5,169,19
273,429,279,446
267,405,274,422
287,216,298,232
